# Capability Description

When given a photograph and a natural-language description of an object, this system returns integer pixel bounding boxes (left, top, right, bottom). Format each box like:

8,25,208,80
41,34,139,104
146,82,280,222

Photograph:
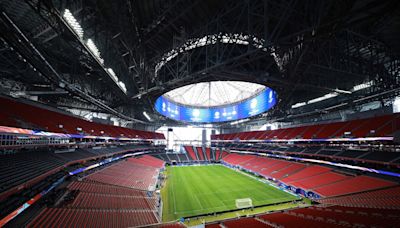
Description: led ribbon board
155,87,277,123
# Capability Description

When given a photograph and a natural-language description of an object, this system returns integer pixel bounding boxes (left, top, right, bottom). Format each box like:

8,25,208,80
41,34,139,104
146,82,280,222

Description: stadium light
308,92,338,104
107,68,127,93
291,102,306,109
86,35,128,94
143,111,152,121
393,96,400,113
107,68,118,82
63,9,127,94
334,88,352,94
118,81,127,94
86,38,104,64
292,81,375,110
63,9,83,39
352,80,374,92
230,118,249,125
291,92,338,109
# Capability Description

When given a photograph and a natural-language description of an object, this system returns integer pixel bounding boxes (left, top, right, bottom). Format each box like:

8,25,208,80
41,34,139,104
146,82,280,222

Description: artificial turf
161,165,299,221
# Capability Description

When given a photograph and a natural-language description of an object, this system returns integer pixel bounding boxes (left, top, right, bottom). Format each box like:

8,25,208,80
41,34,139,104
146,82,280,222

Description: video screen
154,88,277,123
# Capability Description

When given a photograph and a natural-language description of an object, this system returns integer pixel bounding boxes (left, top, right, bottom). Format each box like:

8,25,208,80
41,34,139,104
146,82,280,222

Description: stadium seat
0,96,164,139
87,159,160,191
318,186,400,209
212,113,400,141
223,217,272,228
184,146,199,161
312,176,396,197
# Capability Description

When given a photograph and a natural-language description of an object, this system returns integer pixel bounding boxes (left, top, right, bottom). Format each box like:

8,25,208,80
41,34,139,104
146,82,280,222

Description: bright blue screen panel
154,88,277,123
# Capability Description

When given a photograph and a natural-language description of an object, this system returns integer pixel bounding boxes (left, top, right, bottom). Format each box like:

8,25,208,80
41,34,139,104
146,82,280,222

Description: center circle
154,81,277,123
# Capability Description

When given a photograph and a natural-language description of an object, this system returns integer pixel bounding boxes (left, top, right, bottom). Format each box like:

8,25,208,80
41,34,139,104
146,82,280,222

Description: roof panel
163,81,266,107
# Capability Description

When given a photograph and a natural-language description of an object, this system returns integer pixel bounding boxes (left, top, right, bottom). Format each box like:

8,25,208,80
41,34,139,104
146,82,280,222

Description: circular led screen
154,82,277,123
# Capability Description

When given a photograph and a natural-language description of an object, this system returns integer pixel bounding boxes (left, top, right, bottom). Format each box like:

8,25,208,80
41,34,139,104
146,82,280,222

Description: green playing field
161,165,299,221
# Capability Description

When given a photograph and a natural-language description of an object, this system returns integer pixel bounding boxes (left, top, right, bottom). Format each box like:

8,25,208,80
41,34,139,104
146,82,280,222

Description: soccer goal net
235,198,253,209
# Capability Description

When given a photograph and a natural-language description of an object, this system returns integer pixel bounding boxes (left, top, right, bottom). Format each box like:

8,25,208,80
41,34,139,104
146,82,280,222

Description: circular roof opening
155,81,277,123
163,81,266,108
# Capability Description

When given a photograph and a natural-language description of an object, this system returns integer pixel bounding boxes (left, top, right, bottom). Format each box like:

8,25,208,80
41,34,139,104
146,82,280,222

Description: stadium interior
0,0,400,227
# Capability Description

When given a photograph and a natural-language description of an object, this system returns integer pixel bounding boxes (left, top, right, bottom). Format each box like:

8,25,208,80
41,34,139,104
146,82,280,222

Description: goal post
235,198,253,209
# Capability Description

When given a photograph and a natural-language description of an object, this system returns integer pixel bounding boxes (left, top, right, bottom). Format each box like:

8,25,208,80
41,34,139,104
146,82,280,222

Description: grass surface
184,201,310,226
161,165,299,221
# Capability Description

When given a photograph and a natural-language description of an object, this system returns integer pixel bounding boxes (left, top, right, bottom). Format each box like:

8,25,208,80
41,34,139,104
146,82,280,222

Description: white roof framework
163,81,266,107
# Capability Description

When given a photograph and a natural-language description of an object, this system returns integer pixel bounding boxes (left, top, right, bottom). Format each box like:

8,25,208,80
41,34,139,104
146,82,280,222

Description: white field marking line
173,170,204,214
170,169,294,216
231,165,300,198
194,187,295,208
175,196,240,214
170,172,177,214
170,165,298,216
196,190,243,196
174,196,299,215
175,168,233,213
193,193,205,210
173,204,232,214
196,186,263,196
199,190,229,208
197,190,251,198
191,174,206,210
183,170,273,206
197,178,263,190
219,196,228,207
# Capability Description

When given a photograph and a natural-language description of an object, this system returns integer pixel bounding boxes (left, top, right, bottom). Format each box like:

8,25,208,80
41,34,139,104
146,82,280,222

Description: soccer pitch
161,165,299,221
